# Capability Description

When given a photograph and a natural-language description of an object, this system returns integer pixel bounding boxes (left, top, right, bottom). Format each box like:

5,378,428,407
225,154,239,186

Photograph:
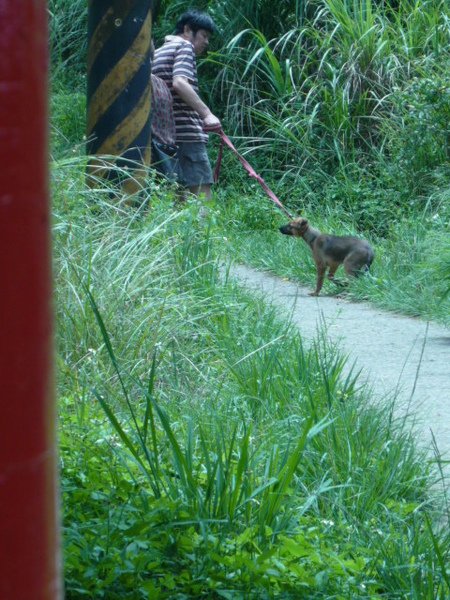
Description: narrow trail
229,264,450,461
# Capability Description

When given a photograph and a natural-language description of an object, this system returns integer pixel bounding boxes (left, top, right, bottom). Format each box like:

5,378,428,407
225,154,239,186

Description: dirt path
229,264,450,461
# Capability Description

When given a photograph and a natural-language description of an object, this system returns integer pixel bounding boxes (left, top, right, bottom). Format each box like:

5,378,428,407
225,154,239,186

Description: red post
0,2,61,599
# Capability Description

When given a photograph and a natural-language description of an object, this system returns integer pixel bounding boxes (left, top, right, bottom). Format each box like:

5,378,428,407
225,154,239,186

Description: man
152,10,221,200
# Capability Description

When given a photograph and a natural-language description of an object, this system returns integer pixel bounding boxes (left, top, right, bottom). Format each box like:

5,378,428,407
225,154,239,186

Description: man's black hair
174,10,216,35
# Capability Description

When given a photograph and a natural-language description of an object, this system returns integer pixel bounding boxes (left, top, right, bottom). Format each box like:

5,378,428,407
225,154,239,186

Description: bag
151,138,178,180
151,74,178,180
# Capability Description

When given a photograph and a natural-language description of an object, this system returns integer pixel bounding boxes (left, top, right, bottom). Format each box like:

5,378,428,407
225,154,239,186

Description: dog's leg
327,263,347,288
327,262,339,282
343,261,358,277
344,245,374,277
310,262,326,296
344,255,367,278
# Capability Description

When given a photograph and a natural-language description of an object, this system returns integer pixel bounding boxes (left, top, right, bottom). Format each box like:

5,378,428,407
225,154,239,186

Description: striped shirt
152,36,207,143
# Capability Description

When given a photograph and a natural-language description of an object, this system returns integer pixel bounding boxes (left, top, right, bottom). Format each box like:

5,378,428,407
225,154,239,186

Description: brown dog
279,217,374,296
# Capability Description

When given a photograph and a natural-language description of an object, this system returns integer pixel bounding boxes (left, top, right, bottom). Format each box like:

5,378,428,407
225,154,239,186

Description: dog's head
279,217,309,237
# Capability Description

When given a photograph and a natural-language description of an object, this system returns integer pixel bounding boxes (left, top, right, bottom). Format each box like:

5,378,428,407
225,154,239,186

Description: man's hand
203,113,221,131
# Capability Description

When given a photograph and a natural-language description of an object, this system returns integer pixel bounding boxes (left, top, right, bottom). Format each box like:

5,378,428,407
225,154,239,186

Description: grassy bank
54,160,450,598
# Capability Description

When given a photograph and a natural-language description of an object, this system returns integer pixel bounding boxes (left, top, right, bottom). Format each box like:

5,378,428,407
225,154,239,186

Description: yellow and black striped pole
87,0,152,196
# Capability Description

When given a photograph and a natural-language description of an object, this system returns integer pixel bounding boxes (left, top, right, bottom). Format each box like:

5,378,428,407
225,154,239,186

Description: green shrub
388,67,450,192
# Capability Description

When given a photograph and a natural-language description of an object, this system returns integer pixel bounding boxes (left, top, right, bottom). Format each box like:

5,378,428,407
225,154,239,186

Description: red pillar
0,2,61,599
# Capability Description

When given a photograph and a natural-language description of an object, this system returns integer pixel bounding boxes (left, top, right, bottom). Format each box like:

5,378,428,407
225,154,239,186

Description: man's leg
177,142,213,203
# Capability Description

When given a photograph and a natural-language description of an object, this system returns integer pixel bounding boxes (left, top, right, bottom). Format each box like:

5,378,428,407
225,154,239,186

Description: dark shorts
176,142,213,187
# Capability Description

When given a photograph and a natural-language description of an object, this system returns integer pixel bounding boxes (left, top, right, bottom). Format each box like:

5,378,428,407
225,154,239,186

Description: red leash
209,128,294,220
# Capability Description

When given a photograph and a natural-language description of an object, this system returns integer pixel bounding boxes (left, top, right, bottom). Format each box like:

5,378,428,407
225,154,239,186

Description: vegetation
55,181,449,598
50,0,450,597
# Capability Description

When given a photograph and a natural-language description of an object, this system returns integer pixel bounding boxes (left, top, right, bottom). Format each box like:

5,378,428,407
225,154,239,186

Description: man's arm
173,75,221,130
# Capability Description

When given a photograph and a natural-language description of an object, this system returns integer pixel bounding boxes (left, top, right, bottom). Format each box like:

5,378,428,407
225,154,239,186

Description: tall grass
54,157,450,597
204,0,450,212
49,0,87,89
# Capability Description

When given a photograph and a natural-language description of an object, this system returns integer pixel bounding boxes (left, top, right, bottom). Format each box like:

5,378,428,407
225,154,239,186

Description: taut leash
209,128,294,220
